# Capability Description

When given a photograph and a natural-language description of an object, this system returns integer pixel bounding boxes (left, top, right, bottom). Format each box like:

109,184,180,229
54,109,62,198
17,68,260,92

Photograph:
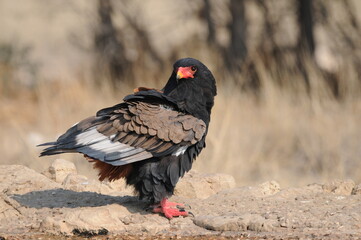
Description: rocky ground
1,159,361,239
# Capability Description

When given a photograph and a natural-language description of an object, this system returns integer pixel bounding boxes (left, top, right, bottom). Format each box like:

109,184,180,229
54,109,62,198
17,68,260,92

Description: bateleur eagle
38,58,217,219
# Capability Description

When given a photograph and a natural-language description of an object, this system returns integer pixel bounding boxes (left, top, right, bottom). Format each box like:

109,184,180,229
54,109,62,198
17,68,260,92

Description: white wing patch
75,127,153,166
172,146,188,157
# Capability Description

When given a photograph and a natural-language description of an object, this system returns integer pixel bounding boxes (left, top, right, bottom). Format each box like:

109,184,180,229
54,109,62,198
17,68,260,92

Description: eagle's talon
176,205,185,210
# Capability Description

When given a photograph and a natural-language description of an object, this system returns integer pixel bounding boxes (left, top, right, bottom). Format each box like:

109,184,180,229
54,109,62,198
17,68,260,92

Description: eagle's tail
37,116,107,157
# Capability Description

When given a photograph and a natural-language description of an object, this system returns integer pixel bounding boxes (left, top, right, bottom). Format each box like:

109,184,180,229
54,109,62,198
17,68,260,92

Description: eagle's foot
152,198,191,219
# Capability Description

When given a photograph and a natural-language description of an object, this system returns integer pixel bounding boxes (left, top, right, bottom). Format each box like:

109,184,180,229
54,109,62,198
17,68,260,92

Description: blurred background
0,0,360,187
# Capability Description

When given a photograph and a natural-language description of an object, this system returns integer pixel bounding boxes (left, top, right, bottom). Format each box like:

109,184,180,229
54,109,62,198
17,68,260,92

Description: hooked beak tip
176,72,183,80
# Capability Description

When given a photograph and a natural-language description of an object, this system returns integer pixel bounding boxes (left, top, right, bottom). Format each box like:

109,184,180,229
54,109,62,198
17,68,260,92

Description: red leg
152,198,189,219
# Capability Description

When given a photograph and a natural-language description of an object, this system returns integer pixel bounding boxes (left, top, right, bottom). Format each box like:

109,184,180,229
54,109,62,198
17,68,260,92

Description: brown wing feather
97,102,206,154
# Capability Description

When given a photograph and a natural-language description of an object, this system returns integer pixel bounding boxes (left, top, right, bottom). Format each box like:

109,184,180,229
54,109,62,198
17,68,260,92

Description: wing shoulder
106,101,207,146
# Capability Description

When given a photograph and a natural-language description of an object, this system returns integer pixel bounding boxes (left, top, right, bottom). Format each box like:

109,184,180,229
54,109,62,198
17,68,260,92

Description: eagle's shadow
11,189,148,214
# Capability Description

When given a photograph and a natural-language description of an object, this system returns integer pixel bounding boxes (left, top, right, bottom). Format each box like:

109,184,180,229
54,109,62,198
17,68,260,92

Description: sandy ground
1,162,361,240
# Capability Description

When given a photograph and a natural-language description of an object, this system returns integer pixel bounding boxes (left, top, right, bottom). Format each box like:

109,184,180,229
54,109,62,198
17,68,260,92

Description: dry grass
1,62,361,187
200,85,361,187
0,0,360,190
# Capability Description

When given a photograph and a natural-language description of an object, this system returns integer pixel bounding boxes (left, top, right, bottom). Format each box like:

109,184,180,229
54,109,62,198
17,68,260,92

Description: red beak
176,67,195,80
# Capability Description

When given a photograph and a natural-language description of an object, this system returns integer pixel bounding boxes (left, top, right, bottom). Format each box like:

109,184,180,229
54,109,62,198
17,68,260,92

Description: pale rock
62,173,133,196
62,173,89,186
40,204,135,234
61,173,112,194
40,216,73,235
0,165,60,194
174,170,236,199
193,215,241,231
0,193,22,220
322,179,355,195
258,181,281,196
103,179,131,194
44,159,77,183
193,214,277,232
242,213,277,231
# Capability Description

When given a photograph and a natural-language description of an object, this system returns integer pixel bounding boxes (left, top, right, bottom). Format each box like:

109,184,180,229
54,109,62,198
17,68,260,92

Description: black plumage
38,58,217,218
